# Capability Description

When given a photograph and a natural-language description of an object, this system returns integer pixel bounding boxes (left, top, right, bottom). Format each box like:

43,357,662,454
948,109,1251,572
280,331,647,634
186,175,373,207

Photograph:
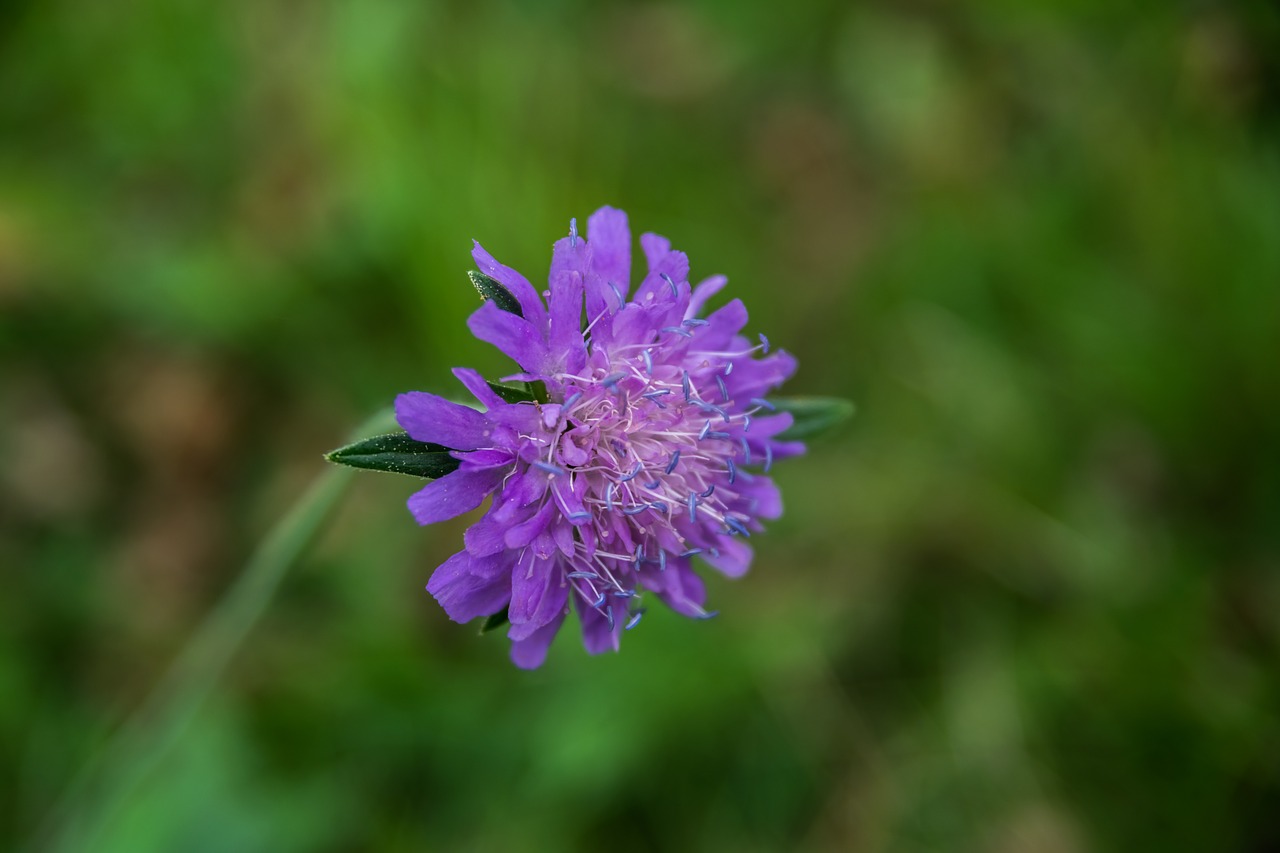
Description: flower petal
406,466,502,525
467,300,551,374
576,590,624,654
472,240,548,328
451,367,507,409
685,274,727,319
509,609,566,669
426,550,511,622
703,537,753,578
395,391,492,450
508,551,569,641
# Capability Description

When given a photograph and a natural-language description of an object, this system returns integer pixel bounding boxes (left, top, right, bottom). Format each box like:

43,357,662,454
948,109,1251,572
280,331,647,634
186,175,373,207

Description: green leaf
468,270,522,317
525,379,550,404
772,396,856,442
325,432,462,479
479,607,509,634
487,381,535,404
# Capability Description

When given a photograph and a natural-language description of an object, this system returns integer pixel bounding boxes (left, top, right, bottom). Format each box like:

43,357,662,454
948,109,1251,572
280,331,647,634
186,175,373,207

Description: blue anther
727,458,737,484
568,571,599,579
644,388,670,397
665,449,681,474
591,591,606,608
625,610,645,630
708,547,720,557
698,419,713,440
619,462,642,482
742,414,752,432
699,484,715,498
750,397,776,411
680,548,703,558
681,370,692,402
758,332,770,353
568,512,593,522
764,444,773,472
602,372,626,389
724,361,734,375
682,318,709,327
697,610,720,620
641,348,653,374
658,549,667,572
623,505,649,516
612,439,629,457
649,501,669,513
605,483,616,512
705,430,732,440
633,544,644,564
608,280,625,309
533,461,565,475
613,589,636,598
661,325,694,338
740,437,752,464
563,391,583,408
715,374,729,402
605,605,615,630
570,217,578,247
725,516,751,537
643,480,661,489
643,395,666,409
688,492,698,522
660,272,677,296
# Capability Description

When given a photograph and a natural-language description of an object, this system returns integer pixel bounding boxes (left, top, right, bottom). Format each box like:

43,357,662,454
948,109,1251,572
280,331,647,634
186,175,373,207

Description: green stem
36,407,397,852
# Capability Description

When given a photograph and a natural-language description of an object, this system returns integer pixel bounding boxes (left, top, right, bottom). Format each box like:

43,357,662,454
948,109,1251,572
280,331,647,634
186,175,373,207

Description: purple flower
395,207,803,668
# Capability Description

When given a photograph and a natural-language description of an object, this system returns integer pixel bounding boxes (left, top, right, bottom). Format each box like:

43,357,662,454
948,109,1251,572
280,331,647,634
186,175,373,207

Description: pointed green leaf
467,270,522,317
525,379,550,404
487,381,535,404
325,432,462,479
479,607,509,634
772,396,855,442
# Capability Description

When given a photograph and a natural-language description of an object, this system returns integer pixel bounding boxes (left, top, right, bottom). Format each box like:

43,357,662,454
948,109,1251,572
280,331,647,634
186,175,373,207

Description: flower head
395,207,803,667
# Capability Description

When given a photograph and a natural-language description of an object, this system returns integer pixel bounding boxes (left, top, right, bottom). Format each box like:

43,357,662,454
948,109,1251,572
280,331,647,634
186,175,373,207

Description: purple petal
395,392,492,450
463,509,509,556
504,498,556,549
703,537,753,578
587,206,631,314
406,466,502,525
656,561,708,618
426,550,511,622
472,240,548,328
696,298,749,351
685,274,727,319
451,367,506,409
576,590,623,654
467,300,550,374
547,267,586,374
509,609,566,669
508,551,569,641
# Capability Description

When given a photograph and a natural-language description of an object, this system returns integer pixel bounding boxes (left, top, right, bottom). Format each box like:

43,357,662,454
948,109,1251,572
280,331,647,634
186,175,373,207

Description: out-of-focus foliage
3,0,1279,850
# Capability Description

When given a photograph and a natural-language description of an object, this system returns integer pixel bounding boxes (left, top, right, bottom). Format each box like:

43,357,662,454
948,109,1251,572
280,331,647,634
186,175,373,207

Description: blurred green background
3,0,1279,850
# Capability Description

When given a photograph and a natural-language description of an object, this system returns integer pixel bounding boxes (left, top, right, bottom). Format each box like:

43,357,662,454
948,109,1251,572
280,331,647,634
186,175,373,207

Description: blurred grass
2,1,1279,851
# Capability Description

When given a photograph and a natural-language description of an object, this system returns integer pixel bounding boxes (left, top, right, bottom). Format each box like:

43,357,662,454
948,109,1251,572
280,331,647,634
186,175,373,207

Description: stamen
661,326,694,338
613,589,636,598
623,505,649,516
533,461,565,476
660,272,677,296
570,218,578,247
682,370,692,402
699,484,715,498
715,374,729,402
563,391,583,408
658,549,667,572
687,493,698,522
633,544,644,564
567,511,592,522
697,610,720,620
725,516,751,537
724,361,734,375
764,444,773,472
698,419,712,440
605,605,615,631
605,483,616,512
665,449,681,474
679,548,703,557
742,414,752,432
648,501,669,513
591,591,606,608
608,280,625,310
619,462,643,482
641,348,653,374
727,458,737,484
625,610,645,630
740,437,752,464
758,332,770,353
568,571,598,579
602,372,626,389
682,318,709,327
750,397,776,411
705,430,732,440
643,480,661,489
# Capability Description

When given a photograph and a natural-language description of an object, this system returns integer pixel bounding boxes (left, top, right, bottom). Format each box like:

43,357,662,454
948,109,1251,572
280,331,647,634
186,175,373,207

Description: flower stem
35,407,398,852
